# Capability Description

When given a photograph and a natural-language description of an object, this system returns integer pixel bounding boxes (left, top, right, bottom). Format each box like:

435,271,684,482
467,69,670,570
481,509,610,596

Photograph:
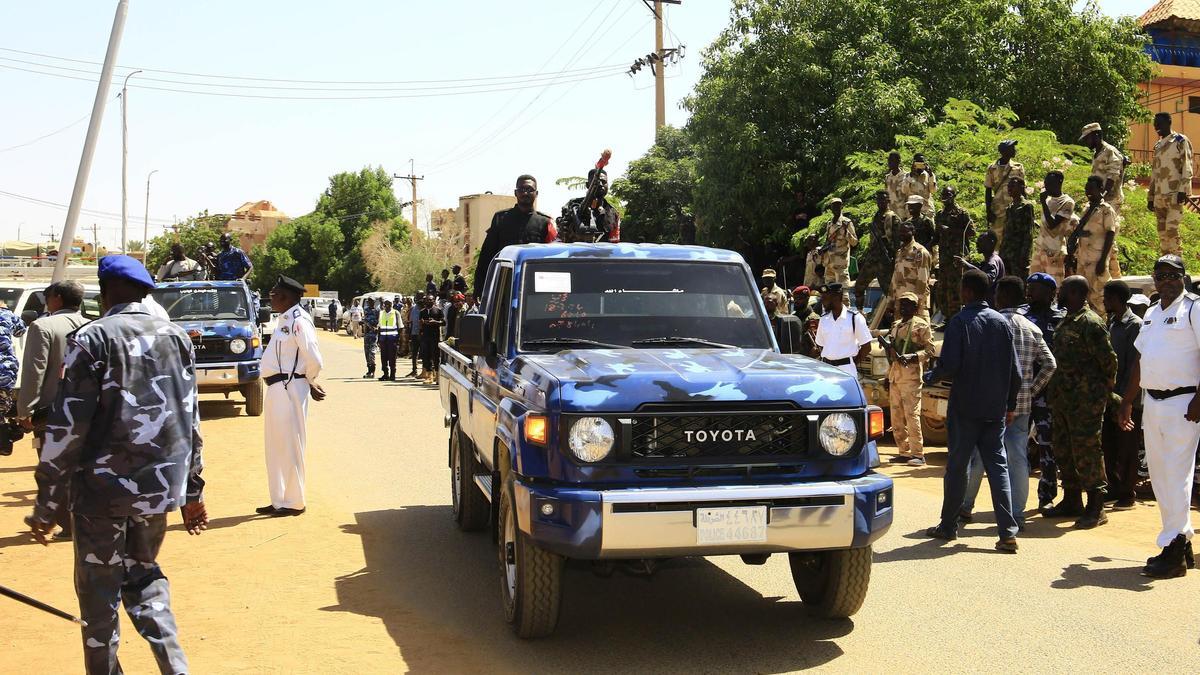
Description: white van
0,280,103,395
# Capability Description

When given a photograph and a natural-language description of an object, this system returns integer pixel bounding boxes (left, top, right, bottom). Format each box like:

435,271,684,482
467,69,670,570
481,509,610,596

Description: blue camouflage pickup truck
439,243,892,638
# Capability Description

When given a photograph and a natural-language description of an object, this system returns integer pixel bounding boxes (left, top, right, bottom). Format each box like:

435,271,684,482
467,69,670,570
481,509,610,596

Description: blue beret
98,255,155,289
1026,272,1057,289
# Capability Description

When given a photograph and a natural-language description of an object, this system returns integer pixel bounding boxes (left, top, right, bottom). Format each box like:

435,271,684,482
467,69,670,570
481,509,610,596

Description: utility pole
395,160,424,235
143,168,158,265
89,223,100,259
120,68,142,254
54,0,128,282
654,1,665,130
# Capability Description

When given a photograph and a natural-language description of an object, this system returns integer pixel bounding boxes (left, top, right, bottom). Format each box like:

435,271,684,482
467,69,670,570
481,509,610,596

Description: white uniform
815,307,871,377
262,304,323,510
1133,292,1200,548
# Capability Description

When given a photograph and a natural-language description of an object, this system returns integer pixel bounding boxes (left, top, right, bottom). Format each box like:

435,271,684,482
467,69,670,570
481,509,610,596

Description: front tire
243,379,264,417
789,547,872,618
498,483,562,638
451,425,489,531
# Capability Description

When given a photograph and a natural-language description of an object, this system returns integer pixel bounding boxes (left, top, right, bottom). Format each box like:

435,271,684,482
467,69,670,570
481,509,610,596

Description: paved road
1,331,1198,673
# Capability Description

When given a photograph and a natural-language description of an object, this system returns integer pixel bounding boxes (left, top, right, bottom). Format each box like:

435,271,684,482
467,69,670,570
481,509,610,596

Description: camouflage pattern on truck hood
520,348,864,412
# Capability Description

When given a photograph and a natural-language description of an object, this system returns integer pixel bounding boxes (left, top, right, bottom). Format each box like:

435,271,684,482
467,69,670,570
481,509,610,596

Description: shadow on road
199,399,247,420
323,505,851,673
1051,556,1155,592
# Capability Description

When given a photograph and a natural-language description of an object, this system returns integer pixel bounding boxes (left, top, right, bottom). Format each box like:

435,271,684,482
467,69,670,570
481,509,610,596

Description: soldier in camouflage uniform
27,256,205,675
362,297,379,378
802,234,824,288
1043,275,1117,529
884,292,934,466
1067,176,1117,318
901,153,937,218
1080,122,1126,277
902,194,937,261
760,269,789,318
821,198,857,299
1148,112,1193,256
984,140,1025,245
1020,273,1067,509
891,217,933,319
884,151,907,216
854,190,898,309
999,176,1035,280
1032,170,1075,285
935,186,974,321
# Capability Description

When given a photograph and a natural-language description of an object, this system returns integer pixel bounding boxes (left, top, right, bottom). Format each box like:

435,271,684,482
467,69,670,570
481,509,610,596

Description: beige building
456,192,516,267
224,200,290,250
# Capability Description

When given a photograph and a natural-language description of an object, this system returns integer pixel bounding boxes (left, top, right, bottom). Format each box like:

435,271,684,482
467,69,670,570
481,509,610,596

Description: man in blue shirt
924,269,1022,552
215,233,253,281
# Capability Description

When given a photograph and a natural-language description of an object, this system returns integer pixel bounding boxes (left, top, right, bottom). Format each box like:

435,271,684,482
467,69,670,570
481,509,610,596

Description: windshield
151,286,250,321
519,260,772,350
0,288,26,313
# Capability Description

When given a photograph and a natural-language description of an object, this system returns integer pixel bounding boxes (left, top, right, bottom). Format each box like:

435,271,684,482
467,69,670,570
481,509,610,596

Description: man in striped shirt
961,275,1057,530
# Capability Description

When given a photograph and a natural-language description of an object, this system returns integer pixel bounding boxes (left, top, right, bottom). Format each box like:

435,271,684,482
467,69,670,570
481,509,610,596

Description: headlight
568,417,614,462
819,412,857,456
229,338,247,354
871,355,889,376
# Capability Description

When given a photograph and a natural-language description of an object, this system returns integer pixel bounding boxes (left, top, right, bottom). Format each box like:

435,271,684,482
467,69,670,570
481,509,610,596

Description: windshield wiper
631,336,734,349
523,337,625,350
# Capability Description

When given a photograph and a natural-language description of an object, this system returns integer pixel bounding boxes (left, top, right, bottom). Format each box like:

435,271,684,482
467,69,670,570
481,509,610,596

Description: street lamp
143,169,158,267
120,68,143,253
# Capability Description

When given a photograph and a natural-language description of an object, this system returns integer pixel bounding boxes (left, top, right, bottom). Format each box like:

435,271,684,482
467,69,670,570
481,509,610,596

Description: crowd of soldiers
767,116,1198,576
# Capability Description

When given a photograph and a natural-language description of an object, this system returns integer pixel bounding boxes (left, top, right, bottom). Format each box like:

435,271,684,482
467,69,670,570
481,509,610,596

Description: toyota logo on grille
684,429,758,443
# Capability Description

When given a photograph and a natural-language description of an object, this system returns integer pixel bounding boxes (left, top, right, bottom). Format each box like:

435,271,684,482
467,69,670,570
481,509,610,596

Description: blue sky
0,0,1155,248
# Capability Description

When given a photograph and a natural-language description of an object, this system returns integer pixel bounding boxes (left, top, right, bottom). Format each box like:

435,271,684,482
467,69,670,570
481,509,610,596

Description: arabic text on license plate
936,398,948,416
695,506,768,545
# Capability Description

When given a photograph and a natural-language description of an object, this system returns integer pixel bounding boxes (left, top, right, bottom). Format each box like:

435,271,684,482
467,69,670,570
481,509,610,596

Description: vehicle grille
629,413,807,461
193,337,228,357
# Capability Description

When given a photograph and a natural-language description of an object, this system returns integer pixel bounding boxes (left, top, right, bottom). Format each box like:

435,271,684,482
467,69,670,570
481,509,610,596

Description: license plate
695,506,768,544
935,398,948,416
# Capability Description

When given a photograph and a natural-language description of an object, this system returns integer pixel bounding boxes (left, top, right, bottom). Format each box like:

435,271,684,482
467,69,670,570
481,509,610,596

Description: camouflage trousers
1050,405,1107,492
936,269,963,322
74,512,188,675
363,333,377,372
853,260,892,297
1029,248,1065,286
1109,202,1123,278
888,367,923,456
1032,394,1058,505
824,261,850,302
990,209,1007,247
1153,194,1184,256
1082,266,1111,320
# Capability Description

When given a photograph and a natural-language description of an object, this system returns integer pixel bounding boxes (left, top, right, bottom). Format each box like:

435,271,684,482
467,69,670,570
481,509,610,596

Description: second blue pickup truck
439,243,892,637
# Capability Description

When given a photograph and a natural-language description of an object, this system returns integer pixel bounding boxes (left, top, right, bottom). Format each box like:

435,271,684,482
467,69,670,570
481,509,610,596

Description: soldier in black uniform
473,174,558,295
577,168,621,243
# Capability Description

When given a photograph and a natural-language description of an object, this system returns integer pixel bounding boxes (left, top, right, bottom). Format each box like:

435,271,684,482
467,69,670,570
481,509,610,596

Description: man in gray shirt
17,280,88,537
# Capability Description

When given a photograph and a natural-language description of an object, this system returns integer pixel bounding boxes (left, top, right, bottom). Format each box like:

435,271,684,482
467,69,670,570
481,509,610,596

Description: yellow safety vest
379,310,400,337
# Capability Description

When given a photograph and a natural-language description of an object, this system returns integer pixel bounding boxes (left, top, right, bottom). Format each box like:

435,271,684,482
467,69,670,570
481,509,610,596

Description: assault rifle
557,149,613,243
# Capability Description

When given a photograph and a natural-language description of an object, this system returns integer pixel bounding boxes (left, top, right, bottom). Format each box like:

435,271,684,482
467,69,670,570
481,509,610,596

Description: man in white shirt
348,298,364,339
1119,255,1200,578
155,244,203,282
814,282,872,377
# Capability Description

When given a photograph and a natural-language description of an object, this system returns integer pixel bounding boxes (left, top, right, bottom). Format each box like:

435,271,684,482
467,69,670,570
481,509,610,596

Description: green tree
145,211,230,274
685,0,1153,268
611,125,698,244
251,167,409,297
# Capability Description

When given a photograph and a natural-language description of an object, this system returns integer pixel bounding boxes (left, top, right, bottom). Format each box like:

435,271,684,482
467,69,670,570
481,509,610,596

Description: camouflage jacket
1047,306,1116,407
1150,132,1193,199
1090,141,1126,205
884,170,907,213
863,210,899,266
1000,198,1035,273
901,171,937,215
984,160,1026,217
1037,193,1076,254
32,302,203,523
0,308,27,389
824,215,858,258
890,240,932,296
935,206,974,267
904,215,938,256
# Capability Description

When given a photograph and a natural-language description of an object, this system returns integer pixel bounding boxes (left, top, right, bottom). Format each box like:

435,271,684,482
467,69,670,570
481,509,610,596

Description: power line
0,188,175,225
0,107,98,153
0,62,628,101
0,45,633,86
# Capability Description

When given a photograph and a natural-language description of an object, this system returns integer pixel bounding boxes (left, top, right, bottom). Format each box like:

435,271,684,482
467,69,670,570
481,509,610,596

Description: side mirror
258,307,272,324
456,314,488,357
21,310,38,325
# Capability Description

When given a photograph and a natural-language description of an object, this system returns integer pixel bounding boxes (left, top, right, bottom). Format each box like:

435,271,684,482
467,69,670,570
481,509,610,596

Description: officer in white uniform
256,276,325,517
1119,255,1199,578
814,282,872,378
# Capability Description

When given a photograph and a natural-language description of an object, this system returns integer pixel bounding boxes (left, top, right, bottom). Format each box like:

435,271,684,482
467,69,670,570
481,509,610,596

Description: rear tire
498,483,562,638
451,425,489,531
243,379,264,417
789,546,872,618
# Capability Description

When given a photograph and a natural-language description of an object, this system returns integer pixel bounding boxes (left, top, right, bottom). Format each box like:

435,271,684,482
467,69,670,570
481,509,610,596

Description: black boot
1148,538,1195,569
1143,535,1188,579
1074,489,1108,529
1040,490,1084,518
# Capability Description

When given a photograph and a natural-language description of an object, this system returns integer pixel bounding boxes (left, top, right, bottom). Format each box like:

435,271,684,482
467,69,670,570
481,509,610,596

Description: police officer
257,276,325,517
473,174,558,295
419,294,445,384
27,255,206,674
361,297,379,379
376,298,402,381
1119,255,1200,578
814,283,872,378
1021,272,1067,510
214,232,253,281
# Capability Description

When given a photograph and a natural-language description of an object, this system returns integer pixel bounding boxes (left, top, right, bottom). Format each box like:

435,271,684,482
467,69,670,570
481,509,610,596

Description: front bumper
196,360,260,391
515,472,893,559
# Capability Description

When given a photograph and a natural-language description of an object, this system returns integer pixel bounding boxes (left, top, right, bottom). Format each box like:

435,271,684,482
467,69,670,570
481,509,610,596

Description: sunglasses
515,187,537,194
1153,271,1184,281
